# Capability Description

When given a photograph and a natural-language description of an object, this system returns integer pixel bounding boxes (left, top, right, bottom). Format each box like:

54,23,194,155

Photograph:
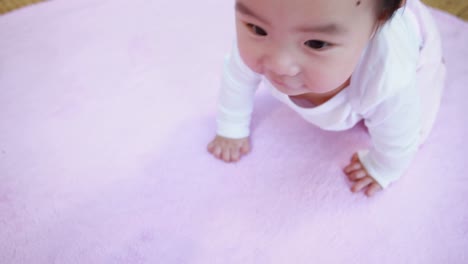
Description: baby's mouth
269,77,303,91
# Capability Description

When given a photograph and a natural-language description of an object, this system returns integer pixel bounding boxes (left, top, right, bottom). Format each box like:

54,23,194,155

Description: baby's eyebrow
235,1,346,35
295,23,347,35
235,1,270,26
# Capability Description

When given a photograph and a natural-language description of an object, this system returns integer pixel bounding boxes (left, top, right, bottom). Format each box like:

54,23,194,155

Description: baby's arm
207,42,261,162
345,82,422,195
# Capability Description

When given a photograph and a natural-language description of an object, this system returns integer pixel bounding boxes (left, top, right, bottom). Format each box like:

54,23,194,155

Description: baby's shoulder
368,8,421,74
349,10,421,113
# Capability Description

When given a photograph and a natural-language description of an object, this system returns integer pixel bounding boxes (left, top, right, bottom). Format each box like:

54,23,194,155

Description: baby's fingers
365,182,382,197
221,148,232,162
351,176,373,193
240,142,251,155
230,148,241,162
209,144,222,159
207,141,215,152
344,161,362,174
347,169,367,181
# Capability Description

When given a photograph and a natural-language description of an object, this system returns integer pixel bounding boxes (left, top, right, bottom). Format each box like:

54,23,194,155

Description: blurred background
0,0,468,20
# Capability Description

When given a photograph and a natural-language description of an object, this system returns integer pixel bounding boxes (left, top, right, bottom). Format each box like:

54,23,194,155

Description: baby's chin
273,83,331,97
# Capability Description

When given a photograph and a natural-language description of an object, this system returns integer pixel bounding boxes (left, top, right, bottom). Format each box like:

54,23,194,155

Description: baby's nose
265,51,300,77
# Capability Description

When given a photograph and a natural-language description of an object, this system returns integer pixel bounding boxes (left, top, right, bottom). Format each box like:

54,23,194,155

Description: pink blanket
1,0,467,263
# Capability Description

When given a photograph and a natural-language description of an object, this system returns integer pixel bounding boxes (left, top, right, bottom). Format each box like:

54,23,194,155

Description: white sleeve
216,43,262,139
357,80,422,189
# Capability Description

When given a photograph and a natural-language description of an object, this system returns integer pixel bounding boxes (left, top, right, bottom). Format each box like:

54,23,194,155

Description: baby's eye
304,40,330,50
246,23,268,36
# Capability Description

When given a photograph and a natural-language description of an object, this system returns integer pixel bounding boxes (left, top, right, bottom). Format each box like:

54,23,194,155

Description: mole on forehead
235,1,347,34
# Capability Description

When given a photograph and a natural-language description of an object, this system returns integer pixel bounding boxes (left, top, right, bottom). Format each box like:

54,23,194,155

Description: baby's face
235,0,379,96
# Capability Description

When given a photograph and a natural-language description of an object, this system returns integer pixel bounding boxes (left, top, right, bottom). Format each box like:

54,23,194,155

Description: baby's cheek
246,61,263,74
304,71,332,91
237,42,263,74
240,53,262,74
309,65,352,91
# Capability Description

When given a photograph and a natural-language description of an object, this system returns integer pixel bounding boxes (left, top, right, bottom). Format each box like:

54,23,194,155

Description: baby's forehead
235,0,375,18
235,0,375,32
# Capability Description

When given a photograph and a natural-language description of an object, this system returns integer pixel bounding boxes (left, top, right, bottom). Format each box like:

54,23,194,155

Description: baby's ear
377,0,406,23
399,0,406,8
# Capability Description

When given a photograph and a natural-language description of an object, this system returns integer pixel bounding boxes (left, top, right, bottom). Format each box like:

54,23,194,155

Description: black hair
378,0,405,21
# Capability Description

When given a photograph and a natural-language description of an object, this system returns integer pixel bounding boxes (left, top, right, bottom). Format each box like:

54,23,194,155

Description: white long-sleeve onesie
215,1,445,188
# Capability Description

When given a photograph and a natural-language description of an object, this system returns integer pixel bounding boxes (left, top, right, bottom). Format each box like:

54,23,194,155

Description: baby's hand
343,153,382,197
207,135,250,162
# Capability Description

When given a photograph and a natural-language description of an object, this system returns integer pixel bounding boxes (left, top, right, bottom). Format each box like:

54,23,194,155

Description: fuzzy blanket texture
0,0,467,263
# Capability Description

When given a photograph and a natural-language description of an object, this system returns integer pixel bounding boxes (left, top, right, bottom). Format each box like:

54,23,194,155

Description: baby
207,0,445,196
